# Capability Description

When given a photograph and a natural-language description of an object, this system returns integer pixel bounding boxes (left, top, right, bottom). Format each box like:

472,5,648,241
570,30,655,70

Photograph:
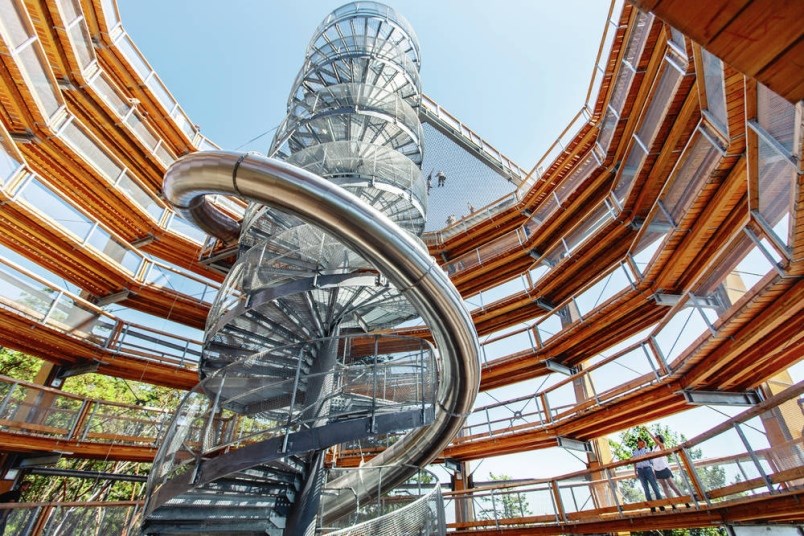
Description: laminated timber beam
0,309,197,390
0,431,156,462
631,0,804,102
448,491,804,535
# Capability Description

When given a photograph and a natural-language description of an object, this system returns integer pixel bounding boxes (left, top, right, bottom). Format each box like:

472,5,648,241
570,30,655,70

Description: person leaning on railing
650,431,690,508
0,480,31,535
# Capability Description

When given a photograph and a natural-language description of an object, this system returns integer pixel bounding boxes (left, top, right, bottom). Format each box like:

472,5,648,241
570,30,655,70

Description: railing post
68,399,93,440
0,382,18,418
282,347,307,453
678,447,709,506
550,480,566,522
485,408,492,436
605,467,624,516
541,394,552,423
370,336,379,434
31,504,53,536
733,422,774,493
489,489,500,530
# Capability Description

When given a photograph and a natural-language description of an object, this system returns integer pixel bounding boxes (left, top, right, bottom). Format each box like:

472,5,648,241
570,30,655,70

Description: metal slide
142,3,479,534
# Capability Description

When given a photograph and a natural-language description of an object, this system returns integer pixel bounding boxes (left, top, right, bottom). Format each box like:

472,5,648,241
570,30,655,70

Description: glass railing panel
113,323,202,365
565,201,613,253
116,171,165,221
629,212,671,277
0,244,81,294
475,276,529,305
609,59,635,114
531,192,558,226
100,0,120,30
40,504,142,534
0,382,82,438
636,60,683,148
114,34,150,79
597,107,618,153
145,263,218,304
197,137,220,151
104,305,203,343
0,266,57,320
89,72,131,116
173,107,196,139
0,0,30,49
57,0,79,22
167,214,206,244
16,177,93,240
85,227,143,274
575,263,631,317
0,132,22,186
700,48,728,135
557,477,598,516
659,132,721,225
693,426,757,502
623,12,653,68
587,344,656,397
68,19,94,70
44,294,104,335
540,243,567,273
555,153,598,206
528,263,549,287
480,329,534,364
145,72,176,113
745,408,804,487
613,141,646,205
125,111,159,151
154,142,175,167
82,401,166,445
17,43,62,120
210,195,246,218
16,176,146,276
756,134,794,249
464,398,548,439
757,84,795,154
544,380,581,420
691,231,775,319
651,299,712,368
61,119,123,179
534,308,567,346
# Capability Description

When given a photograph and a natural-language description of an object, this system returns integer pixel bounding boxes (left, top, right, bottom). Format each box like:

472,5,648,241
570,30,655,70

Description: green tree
478,473,532,521
0,347,42,381
62,372,182,409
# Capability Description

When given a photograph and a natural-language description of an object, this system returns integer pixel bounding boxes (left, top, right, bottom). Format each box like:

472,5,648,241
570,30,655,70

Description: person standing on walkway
632,437,662,509
650,432,689,508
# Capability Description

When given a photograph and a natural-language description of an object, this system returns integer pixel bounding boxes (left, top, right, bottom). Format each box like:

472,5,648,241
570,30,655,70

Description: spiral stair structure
141,3,479,534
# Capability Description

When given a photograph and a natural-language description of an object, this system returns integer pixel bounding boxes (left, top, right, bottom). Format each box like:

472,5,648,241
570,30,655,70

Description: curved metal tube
163,150,480,518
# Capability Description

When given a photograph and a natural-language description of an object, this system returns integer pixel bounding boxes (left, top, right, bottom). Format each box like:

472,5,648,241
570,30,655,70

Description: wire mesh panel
323,468,445,536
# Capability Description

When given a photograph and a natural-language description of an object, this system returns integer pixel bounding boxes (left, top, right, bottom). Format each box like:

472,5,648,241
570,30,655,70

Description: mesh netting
420,122,516,232
322,467,446,536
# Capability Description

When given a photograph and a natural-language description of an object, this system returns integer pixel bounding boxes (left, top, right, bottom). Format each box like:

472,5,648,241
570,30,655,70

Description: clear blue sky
117,0,611,168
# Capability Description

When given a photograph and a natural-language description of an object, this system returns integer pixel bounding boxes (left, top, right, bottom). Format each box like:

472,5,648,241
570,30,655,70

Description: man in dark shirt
0,481,31,535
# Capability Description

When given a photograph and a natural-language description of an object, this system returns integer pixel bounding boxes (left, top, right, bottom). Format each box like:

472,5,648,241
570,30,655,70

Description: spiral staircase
141,3,479,534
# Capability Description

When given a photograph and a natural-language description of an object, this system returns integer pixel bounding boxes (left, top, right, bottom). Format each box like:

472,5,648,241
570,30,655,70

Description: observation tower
141,2,479,534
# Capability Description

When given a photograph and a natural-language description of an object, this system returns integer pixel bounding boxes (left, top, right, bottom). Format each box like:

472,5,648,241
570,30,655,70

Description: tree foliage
478,473,532,521
0,349,182,505
0,347,42,382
